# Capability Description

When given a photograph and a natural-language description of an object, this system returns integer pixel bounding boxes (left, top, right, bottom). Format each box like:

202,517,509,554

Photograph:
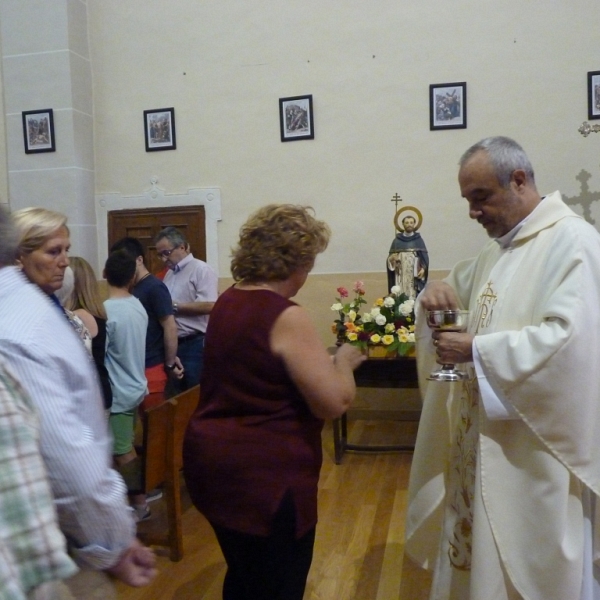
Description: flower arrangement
331,281,367,344
331,283,416,356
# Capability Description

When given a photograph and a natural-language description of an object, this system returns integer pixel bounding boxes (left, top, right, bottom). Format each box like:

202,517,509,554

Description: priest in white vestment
405,136,600,600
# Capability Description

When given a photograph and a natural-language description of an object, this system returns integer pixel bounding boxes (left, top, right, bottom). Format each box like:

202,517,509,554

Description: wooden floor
114,419,432,600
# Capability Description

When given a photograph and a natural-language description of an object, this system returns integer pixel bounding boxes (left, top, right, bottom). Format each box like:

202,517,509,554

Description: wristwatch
173,302,178,314
165,363,177,372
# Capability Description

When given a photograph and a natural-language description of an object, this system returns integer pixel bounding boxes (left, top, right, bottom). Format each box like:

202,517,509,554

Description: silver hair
459,136,535,188
0,205,18,266
154,226,187,248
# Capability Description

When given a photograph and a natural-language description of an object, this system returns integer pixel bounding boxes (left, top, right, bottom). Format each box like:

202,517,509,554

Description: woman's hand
106,538,157,587
334,343,367,371
271,306,365,419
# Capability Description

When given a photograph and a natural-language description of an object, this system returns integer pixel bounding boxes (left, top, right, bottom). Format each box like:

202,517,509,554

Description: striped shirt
0,267,136,570
0,359,77,599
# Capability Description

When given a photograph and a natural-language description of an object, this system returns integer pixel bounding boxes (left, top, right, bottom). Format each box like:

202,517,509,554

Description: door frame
96,178,221,276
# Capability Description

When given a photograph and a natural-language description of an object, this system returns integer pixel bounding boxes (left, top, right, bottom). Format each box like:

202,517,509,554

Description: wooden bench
136,385,200,561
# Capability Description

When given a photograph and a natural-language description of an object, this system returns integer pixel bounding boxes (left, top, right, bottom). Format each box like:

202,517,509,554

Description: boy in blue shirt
104,250,149,520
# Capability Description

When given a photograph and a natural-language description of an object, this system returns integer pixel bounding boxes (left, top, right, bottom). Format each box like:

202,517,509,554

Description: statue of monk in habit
386,212,429,298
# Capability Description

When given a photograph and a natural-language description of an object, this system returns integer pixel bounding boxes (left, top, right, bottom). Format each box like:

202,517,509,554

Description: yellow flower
385,323,395,333
348,310,357,322
398,332,409,343
409,325,416,332
370,334,381,344
347,332,358,342
382,334,394,345
374,298,384,307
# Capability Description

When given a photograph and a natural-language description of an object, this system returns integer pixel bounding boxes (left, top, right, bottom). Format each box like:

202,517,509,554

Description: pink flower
337,286,349,298
353,281,365,295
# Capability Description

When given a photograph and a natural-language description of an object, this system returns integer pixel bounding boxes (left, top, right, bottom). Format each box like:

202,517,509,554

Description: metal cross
390,193,403,213
562,169,600,225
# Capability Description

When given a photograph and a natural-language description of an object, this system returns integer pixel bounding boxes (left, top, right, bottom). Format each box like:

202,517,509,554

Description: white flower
370,307,381,317
399,300,415,316
390,285,401,295
407,332,415,343
383,296,395,308
375,314,387,326
361,312,373,323
331,303,343,311
348,310,357,322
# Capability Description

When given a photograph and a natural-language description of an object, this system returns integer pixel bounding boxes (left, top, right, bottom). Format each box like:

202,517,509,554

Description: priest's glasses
426,310,470,382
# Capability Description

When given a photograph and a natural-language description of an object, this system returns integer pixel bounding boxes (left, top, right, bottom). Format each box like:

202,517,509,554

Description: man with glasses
154,227,218,391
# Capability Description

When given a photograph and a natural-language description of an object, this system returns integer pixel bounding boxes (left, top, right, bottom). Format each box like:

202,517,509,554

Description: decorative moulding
96,177,221,276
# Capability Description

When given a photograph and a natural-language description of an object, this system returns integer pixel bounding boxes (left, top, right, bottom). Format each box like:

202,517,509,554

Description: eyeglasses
157,247,177,259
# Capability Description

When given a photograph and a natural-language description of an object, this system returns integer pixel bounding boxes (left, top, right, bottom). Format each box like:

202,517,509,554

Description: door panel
108,206,206,275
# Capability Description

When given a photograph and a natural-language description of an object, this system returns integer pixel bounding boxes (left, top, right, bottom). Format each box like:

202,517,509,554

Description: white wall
85,1,600,275
0,0,97,265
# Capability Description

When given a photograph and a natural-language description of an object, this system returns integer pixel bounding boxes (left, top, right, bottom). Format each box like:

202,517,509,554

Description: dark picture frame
22,109,55,153
279,95,314,142
429,82,467,130
144,107,176,151
587,71,600,120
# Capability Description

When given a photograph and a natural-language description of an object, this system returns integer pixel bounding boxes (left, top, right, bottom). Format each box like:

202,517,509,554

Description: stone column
0,0,97,266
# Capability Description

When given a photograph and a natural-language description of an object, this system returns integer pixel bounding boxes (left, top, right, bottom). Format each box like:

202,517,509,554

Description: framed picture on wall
144,107,176,151
279,95,314,142
587,71,600,120
429,82,467,130
22,109,55,153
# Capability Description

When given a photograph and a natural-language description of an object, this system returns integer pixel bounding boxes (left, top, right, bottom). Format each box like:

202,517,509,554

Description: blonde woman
68,256,113,410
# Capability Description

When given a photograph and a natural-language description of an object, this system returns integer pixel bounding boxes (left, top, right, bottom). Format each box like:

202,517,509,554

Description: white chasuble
406,191,600,600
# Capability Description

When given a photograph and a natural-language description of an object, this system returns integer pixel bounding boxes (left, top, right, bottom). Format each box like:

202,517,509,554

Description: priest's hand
432,331,474,364
419,281,460,311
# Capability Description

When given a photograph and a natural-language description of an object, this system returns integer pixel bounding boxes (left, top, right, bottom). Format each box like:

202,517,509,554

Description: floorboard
113,419,432,599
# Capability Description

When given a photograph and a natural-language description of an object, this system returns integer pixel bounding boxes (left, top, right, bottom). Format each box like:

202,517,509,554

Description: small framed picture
587,71,600,120
22,109,55,153
429,82,467,130
144,107,176,151
279,95,314,142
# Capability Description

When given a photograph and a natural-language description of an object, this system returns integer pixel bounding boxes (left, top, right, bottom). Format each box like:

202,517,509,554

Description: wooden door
108,206,206,275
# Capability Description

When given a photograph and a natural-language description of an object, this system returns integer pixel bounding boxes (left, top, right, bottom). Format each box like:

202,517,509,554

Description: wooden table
333,355,419,464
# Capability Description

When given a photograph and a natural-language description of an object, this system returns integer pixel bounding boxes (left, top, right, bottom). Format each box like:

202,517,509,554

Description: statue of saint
387,209,428,298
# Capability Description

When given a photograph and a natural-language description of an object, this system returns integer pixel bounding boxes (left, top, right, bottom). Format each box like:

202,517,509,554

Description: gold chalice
426,310,470,382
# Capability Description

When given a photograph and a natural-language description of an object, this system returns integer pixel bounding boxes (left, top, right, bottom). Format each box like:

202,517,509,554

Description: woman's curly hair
231,204,331,283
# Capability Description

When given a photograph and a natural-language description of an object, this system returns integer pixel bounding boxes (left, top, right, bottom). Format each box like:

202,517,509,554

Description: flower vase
402,343,416,357
367,345,395,359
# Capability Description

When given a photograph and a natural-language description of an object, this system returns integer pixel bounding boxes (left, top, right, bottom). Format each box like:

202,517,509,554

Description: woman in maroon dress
183,204,364,600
